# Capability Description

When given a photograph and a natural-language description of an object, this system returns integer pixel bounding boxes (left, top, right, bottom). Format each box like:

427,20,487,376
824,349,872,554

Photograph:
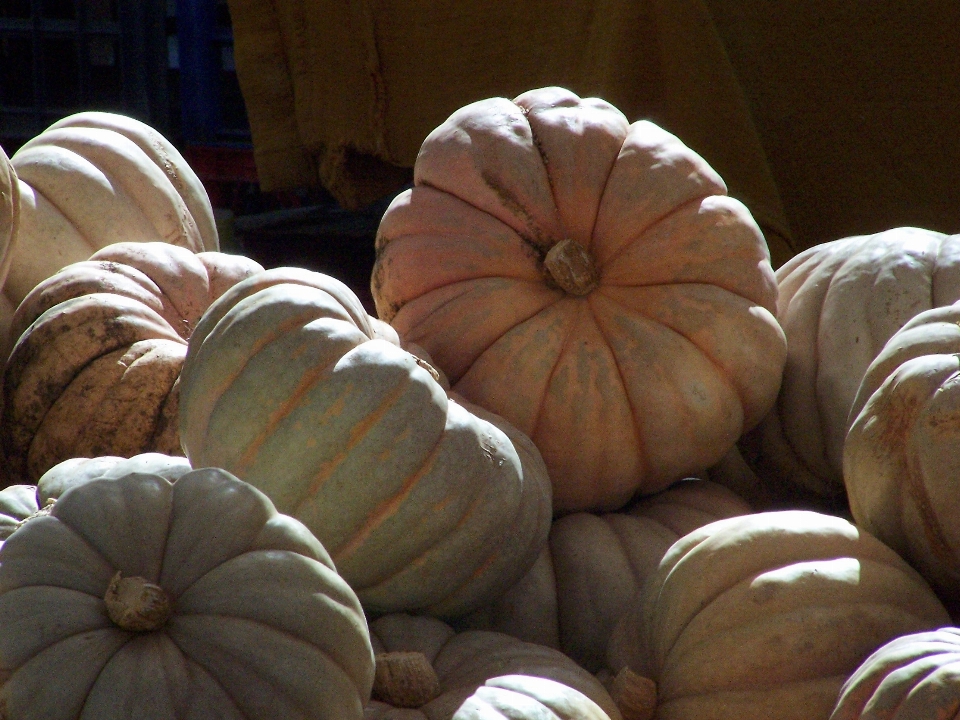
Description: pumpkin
451,676,614,720
844,301,960,611
371,85,786,513
0,484,39,543
744,227,960,503
1,111,220,344
831,627,960,720
460,478,751,672
605,510,950,720
0,142,19,296
0,241,263,485
178,267,552,618
365,613,620,720
0,458,374,719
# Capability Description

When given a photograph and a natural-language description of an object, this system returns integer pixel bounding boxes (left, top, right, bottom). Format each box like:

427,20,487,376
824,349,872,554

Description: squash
1,111,220,345
0,484,39,544
1,242,263,485
460,478,751,672
0,459,374,719
844,301,960,611
178,267,552,618
365,613,619,720
371,86,786,513
745,227,960,503
605,510,950,720
0,142,19,298
831,627,960,720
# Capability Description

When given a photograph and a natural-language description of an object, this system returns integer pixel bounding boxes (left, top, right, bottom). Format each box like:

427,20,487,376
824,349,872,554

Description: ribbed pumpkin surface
845,301,960,605
372,86,786,513
463,478,752,672
0,462,374,720
831,627,960,720
179,268,552,618
1,242,263,485
366,613,619,720
747,227,960,501
606,510,950,720
0,143,19,298
1,111,220,342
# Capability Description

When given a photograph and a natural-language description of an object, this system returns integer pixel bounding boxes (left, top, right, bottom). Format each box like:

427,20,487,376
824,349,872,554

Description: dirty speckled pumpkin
1,241,263,486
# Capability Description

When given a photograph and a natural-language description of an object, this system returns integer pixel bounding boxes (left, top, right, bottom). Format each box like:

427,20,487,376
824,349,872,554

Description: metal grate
0,0,168,151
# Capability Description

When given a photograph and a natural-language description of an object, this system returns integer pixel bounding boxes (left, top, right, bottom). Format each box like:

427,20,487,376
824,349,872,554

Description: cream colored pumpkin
0,460,374,719
831,628,960,720
460,478,751,671
179,268,552,618
0,143,19,300
606,510,950,720
844,301,960,611
1,111,219,344
746,227,960,502
366,613,620,720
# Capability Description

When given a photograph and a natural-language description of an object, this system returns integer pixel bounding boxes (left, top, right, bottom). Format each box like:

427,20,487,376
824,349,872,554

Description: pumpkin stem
372,651,440,708
104,571,172,632
543,239,599,296
610,666,657,720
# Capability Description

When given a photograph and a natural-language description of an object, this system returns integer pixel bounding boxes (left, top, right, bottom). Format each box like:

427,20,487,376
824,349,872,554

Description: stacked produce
0,88,957,720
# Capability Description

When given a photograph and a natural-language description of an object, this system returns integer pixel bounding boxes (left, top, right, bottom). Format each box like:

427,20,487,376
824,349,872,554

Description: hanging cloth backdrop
227,0,795,266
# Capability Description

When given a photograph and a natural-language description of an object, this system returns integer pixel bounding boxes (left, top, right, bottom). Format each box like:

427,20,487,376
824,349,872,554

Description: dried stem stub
372,651,441,708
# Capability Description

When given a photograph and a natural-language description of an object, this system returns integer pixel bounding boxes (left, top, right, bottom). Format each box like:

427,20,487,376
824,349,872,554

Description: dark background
3,1,959,314
0,0,383,310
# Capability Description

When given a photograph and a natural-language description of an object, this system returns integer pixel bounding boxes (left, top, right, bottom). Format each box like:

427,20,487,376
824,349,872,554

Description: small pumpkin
371,86,786,514
1,241,263,485
844,301,960,609
0,458,374,719
366,613,620,720
179,268,552,618
460,478,751,671
606,510,950,720
745,227,960,503
1,111,220,343
831,627,960,720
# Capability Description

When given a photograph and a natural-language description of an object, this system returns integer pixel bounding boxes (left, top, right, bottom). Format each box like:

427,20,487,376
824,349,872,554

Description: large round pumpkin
745,227,960,502
1,111,220,343
605,510,950,720
844,301,960,610
831,627,960,720
461,478,751,672
0,461,374,719
371,86,786,513
1,241,263,485
179,267,553,618
366,613,619,720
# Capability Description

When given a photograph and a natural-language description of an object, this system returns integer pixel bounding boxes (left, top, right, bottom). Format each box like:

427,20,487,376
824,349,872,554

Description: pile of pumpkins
0,86,956,720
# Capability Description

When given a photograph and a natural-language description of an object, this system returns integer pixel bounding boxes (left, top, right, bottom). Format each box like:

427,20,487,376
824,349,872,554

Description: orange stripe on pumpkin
330,428,443,565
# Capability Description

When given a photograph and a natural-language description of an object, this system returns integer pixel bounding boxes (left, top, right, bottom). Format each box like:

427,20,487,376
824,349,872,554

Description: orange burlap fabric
227,0,795,266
